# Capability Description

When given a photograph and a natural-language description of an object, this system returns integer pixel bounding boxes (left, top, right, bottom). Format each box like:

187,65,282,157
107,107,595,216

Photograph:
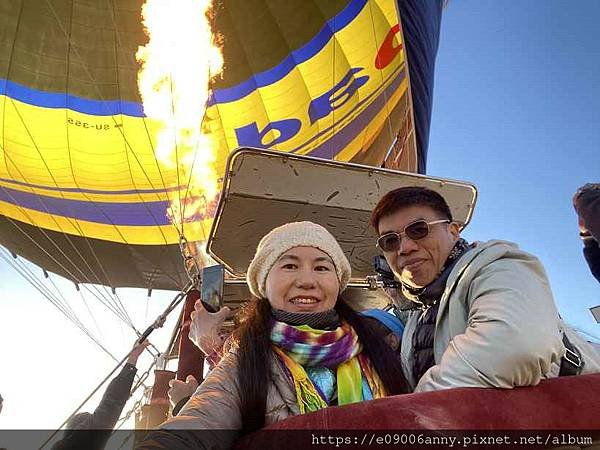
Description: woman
138,221,409,449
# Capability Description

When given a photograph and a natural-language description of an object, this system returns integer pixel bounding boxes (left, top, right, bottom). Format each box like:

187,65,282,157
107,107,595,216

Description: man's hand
126,339,149,366
188,299,230,355
168,375,199,409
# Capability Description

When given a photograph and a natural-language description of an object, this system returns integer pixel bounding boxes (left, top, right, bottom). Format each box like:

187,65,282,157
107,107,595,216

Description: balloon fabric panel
0,0,425,289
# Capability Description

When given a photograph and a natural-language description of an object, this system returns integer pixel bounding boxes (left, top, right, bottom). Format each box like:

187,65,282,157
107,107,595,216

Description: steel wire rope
38,348,143,450
0,105,130,316
0,1,112,309
2,250,84,332
41,352,159,448
0,220,93,326
46,270,87,325
106,0,186,291
368,0,397,151
0,212,162,357
0,248,120,362
56,0,147,328
43,0,185,289
114,358,156,431
130,364,155,397
4,81,135,326
178,63,218,242
115,300,193,433
38,287,188,450
0,203,136,327
62,0,135,324
78,288,105,340
0,252,114,358
374,1,411,168
0,144,138,328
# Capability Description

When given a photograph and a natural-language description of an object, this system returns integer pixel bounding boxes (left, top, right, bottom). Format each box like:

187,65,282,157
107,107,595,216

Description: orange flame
137,0,223,232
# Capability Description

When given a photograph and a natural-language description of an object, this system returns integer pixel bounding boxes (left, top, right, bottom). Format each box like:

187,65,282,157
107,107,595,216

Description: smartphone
201,265,224,313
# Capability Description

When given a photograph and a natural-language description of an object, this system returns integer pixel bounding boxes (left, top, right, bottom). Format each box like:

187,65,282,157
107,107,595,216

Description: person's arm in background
87,340,149,429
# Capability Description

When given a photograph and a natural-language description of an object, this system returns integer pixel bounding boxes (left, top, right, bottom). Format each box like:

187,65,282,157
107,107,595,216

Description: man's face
377,205,460,288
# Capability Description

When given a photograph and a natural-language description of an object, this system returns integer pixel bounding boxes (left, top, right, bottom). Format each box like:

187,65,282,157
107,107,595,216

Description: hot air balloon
0,0,444,435
0,0,442,294
6,2,598,444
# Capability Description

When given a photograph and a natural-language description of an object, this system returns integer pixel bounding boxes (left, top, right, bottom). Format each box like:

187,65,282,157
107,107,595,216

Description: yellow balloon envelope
0,0,417,289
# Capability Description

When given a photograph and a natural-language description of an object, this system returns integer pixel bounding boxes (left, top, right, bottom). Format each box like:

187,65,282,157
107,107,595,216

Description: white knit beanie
246,221,352,298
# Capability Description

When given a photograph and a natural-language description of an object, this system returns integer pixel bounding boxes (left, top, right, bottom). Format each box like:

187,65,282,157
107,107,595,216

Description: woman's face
265,246,340,313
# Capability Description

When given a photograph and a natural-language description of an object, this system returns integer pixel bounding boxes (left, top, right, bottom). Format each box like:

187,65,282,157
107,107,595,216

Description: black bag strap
559,332,583,376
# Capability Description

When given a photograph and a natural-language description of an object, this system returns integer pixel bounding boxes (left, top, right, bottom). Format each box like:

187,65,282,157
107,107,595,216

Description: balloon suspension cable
37,286,191,450
179,235,201,288
136,284,191,343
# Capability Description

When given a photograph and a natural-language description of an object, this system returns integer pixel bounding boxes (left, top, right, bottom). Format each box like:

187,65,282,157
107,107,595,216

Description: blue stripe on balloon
308,68,406,159
0,177,183,195
291,65,403,154
208,0,369,105
0,0,369,112
0,67,405,205
0,79,145,116
0,69,405,227
0,185,171,226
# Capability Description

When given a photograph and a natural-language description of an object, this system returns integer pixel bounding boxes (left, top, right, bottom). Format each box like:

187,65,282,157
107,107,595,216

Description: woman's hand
188,299,231,355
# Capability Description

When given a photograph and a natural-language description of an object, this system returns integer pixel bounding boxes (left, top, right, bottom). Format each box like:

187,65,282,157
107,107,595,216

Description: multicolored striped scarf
271,320,386,414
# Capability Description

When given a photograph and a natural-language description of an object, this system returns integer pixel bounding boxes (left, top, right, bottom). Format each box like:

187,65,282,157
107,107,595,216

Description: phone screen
201,265,224,313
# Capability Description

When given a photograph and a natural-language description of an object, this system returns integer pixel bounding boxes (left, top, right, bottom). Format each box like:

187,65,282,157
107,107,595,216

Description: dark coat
51,363,137,450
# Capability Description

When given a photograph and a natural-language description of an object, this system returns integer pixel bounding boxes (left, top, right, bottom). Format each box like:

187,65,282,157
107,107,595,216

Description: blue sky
427,0,600,336
0,0,599,431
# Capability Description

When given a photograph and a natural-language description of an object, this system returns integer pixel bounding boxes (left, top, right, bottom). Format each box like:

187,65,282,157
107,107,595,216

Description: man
573,183,600,283
52,340,149,450
371,186,600,392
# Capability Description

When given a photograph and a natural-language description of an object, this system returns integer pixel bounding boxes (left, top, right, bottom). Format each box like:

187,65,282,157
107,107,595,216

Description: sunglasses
376,219,450,252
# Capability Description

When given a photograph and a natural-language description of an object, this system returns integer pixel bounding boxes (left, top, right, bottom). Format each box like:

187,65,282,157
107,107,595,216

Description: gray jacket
138,348,299,449
399,240,600,392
